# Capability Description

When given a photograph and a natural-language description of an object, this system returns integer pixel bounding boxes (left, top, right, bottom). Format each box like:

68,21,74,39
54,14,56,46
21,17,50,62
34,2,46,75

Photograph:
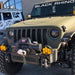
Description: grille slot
43,29,47,45
37,29,41,43
32,29,36,41
27,29,30,38
22,29,26,38
13,28,47,45
18,30,21,40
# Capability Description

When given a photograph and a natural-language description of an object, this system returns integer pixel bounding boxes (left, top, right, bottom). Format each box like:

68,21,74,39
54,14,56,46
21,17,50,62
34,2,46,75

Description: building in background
3,0,61,20
3,0,22,10
0,2,4,9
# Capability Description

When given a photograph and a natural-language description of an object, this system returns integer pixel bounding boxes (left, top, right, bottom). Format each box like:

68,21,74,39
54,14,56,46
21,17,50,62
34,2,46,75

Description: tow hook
41,58,49,68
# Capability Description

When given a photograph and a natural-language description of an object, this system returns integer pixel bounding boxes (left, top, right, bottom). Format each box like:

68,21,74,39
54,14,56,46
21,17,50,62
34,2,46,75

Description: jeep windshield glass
31,0,75,18
3,13,12,20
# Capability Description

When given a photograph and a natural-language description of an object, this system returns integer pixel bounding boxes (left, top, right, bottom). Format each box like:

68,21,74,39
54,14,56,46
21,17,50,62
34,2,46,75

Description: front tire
0,51,23,74
71,36,75,75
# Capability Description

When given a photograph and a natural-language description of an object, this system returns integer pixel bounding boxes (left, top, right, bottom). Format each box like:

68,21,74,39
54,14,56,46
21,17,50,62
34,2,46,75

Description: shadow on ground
0,64,71,75
17,64,72,75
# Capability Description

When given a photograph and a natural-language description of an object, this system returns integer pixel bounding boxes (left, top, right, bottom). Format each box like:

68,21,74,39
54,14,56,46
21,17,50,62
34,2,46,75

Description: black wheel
72,41,75,75
71,35,75,75
0,50,23,74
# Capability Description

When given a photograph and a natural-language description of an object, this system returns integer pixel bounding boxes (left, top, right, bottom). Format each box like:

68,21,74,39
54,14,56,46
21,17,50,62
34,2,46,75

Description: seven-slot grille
13,28,47,45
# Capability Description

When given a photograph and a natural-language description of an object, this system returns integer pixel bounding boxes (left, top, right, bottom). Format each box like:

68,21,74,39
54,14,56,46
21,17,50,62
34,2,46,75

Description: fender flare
70,32,75,38
62,32,75,42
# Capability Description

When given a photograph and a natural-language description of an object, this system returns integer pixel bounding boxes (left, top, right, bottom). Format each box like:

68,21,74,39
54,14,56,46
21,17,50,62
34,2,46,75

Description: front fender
62,32,75,42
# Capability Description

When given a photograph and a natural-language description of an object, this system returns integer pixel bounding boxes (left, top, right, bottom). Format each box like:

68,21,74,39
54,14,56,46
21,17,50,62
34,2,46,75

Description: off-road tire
72,41,75,75
0,50,23,74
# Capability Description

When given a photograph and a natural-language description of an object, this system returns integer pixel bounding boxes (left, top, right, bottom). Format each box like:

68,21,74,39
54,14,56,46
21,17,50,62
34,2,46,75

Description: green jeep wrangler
0,0,75,75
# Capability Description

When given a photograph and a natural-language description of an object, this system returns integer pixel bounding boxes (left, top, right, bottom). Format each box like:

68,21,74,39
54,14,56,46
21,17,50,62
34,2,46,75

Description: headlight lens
9,31,14,36
50,29,59,38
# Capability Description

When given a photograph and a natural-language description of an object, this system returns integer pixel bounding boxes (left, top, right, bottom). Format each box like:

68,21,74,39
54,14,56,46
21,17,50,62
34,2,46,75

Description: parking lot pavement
16,64,72,75
0,64,72,75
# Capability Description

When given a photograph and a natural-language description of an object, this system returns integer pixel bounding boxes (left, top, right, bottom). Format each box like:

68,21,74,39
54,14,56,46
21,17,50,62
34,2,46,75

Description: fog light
0,45,7,51
43,47,52,55
73,10,75,15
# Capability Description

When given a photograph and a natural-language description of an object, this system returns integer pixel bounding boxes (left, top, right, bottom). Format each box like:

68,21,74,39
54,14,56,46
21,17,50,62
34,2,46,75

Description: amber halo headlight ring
50,29,59,38
9,31,14,37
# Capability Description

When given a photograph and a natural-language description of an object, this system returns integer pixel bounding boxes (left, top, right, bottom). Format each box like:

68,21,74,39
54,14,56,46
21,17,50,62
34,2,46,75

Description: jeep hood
10,16,75,33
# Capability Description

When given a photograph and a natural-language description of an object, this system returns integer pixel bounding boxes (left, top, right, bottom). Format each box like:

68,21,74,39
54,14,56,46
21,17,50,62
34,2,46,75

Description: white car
0,9,22,33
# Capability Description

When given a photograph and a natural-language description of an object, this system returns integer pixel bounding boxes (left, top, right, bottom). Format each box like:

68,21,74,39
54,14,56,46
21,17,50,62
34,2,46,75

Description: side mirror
27,15,31,19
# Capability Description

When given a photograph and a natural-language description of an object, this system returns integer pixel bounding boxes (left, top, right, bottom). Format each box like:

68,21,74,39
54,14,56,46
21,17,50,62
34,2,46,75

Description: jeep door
3,12,13,29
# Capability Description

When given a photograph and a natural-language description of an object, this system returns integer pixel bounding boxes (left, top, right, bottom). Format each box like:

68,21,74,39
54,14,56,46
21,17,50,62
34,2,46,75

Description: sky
0,0,7,3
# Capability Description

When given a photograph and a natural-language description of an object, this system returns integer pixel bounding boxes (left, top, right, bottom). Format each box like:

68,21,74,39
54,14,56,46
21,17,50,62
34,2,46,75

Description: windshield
31,0,75,18
3,13,12,20
13,12,22,18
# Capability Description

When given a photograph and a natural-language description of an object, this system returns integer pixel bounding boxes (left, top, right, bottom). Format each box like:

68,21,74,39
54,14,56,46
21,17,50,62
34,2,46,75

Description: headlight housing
9,31,14,37
50,29,59,38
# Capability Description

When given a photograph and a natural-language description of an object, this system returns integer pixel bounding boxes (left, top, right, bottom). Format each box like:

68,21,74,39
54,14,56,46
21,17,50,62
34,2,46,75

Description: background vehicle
0,0,75,75
0,9,22,34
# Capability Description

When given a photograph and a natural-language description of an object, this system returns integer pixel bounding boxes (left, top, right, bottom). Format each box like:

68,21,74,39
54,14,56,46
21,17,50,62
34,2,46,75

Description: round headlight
9,31,14,36
50,29,59,38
